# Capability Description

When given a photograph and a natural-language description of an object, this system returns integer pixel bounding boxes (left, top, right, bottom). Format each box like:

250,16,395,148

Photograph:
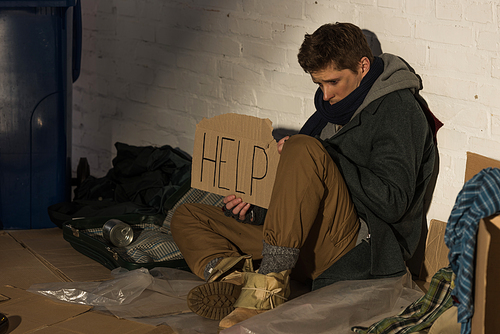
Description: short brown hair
297,22,374,73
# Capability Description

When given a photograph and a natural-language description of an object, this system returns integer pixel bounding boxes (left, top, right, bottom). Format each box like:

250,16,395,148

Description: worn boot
187,255,254,320
218,269,290,332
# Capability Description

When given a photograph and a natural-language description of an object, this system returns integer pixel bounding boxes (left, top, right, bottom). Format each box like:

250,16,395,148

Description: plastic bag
101,267,207,319
27,267,153,306
221,271,424,334
27,266,218,333
148,267,205,297
27,268,423,334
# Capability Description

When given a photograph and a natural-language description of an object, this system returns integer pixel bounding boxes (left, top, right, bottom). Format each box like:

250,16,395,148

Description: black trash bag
48,143,192,228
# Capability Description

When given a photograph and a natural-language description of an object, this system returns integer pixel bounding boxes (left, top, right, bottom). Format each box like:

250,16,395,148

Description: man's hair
297,22,374,74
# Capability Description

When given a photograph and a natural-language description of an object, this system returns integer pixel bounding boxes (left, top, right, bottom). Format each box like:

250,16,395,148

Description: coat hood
353,53,422,118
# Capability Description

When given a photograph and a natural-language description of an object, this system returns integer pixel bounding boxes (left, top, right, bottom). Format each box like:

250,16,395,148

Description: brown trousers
171,135,360,283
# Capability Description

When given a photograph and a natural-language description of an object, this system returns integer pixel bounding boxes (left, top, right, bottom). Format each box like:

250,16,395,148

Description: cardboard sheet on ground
191,113,280,209
0,285,91,333
28,267,219,334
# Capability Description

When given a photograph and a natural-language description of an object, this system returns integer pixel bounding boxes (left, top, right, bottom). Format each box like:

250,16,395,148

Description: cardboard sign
191,113,280,208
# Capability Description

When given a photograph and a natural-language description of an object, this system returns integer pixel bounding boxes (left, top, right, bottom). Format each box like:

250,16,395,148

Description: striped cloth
120,228,182,263
351,267,455,334
444,167,500,334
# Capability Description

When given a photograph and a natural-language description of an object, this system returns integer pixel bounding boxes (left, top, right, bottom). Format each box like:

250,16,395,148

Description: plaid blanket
351,267,454,334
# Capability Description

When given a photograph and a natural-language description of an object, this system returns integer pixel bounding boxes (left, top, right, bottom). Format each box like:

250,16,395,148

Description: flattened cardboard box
419,152,500,334
465,152,500,334
0,285,163,333
418,219,449,290
0,285,91,333
0,228,164,333
191,113,280,208
472,215,500,334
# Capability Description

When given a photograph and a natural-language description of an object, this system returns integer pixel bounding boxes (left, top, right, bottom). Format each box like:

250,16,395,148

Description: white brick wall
73,0,500,224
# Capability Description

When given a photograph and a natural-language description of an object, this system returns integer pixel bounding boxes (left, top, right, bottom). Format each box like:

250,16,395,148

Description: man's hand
277,136,289,154
223,194,251,221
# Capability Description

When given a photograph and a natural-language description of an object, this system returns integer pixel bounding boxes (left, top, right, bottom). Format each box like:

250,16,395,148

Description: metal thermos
102,219,133,247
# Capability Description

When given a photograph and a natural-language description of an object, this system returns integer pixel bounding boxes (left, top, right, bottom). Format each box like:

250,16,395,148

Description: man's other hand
223,194,251,221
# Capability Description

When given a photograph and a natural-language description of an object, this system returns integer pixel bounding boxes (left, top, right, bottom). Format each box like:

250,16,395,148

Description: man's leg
261,134,360,282
171,203,265,320
171,203,263,280
217,134,360,331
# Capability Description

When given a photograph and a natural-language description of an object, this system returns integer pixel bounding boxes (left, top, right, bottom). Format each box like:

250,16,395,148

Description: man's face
310,59,368,105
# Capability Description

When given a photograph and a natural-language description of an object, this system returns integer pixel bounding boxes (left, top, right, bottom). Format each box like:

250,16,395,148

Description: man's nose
323,86,334,101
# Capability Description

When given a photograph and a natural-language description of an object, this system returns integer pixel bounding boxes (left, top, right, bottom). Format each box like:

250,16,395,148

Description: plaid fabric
81,188,224,264
351,267,455,334
81,222,183,263
444,167,500,334
161,187,224,232
119,228,182,263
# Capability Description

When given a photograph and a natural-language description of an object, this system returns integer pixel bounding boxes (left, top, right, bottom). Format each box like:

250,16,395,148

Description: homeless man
171,22,436,331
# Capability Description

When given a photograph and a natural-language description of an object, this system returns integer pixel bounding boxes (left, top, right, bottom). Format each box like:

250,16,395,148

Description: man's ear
359,57,371,76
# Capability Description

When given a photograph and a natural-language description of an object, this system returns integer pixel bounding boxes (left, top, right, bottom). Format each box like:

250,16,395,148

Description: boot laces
241,287,287,309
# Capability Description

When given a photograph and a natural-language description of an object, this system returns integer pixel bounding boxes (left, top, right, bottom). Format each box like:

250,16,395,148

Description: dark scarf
299,56,384,137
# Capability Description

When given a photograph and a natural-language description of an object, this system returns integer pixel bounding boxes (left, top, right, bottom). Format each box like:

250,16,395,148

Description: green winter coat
318,53,436,282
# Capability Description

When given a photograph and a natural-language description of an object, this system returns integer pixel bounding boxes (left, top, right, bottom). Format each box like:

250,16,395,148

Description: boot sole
187,281,242,320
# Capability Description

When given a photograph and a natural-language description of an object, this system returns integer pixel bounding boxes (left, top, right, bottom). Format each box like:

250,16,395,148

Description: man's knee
282,134,326,157
170,203,194,235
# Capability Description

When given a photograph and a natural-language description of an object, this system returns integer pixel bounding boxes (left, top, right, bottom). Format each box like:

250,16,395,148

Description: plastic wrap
27,267,153,306
27,268,423,334
221,272,424,334
27,267,219,332
101,267,207,319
